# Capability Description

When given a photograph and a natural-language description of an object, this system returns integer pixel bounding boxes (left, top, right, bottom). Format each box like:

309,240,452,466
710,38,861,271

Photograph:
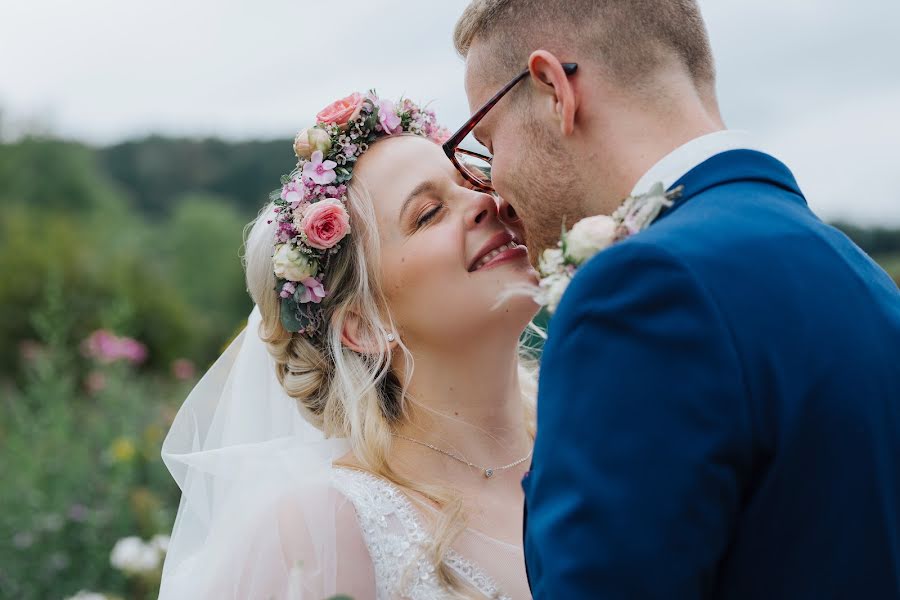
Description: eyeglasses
443,62,578,192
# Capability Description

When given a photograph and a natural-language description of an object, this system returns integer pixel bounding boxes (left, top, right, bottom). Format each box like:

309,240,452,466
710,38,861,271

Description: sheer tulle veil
158,305,351,597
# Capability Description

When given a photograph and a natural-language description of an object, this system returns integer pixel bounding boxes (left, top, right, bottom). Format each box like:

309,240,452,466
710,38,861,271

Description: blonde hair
454,0,715,88
243,155,537,597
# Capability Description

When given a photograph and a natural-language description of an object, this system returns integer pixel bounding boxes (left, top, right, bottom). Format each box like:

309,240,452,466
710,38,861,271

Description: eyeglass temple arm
443,62,578,153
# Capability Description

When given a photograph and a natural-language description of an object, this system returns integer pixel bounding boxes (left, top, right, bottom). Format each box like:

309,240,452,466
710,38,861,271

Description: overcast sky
2,0,899,225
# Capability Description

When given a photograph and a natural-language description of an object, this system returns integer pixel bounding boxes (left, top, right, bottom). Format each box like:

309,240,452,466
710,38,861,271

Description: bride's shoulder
330,465,422,529
258,456,415,548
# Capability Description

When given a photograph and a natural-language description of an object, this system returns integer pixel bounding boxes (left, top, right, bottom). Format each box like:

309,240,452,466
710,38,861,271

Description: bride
159,92,539,599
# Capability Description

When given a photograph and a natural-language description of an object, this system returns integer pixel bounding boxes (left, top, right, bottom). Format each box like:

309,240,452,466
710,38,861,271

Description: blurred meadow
0,135,295,599
2,0,900,598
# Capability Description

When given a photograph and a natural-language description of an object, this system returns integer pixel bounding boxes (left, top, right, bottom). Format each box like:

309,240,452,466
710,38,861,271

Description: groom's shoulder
565,162,900,329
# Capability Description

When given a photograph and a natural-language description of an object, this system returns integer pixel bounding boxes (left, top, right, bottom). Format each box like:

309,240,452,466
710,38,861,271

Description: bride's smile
468,231,527,273
353,134,538,347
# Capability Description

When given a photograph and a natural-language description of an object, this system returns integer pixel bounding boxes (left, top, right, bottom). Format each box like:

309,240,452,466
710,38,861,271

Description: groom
449,1,900,598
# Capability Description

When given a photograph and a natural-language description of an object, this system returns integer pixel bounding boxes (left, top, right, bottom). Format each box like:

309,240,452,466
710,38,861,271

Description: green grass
874,253,900,282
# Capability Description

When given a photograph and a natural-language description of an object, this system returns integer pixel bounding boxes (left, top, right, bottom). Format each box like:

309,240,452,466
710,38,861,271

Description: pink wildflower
281,178,304,203
280,281,297,299
81,330,147,365
85,371,107,394
298,278,327,304
376,98,402,135
301,151,337,186
171,358,196,381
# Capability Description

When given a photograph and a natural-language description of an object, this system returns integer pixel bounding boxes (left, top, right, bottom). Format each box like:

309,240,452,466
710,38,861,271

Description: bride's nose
465,191,499,228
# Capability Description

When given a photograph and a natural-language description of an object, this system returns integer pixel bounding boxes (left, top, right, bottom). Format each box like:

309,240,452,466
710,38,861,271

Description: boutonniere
537,183,683,312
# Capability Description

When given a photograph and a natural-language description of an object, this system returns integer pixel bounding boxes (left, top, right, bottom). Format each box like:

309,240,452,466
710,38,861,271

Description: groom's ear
527,50,578,137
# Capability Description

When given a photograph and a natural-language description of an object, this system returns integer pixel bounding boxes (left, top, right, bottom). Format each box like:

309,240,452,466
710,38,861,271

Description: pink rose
316,92,364,128
301,198,350,250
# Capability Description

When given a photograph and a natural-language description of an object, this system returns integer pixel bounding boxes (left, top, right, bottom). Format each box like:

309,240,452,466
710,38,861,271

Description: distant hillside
98,136,295,218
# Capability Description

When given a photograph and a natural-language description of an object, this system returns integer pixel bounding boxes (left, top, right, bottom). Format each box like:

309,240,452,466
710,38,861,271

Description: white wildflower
63,590,108,600
110,536,160,574
150,533,170,554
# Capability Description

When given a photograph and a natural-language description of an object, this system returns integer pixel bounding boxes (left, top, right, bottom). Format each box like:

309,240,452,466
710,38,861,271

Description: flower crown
269,91,450,335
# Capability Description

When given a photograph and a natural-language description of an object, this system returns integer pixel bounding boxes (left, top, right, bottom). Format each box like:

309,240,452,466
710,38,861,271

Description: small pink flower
316,92,365,128
281,178,303,203
118,338,148,364
430,126,452,144
279,221,297,235
81,330,147,365
298,277,327,304
171,358,196,381
301,198,350,250
18,339,43,363
85,371,107,394
376,98,402,135
279,281,296,299
301,151,337,186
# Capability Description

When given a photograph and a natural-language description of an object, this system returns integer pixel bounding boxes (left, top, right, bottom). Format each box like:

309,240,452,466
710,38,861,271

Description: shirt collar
631,130,762,196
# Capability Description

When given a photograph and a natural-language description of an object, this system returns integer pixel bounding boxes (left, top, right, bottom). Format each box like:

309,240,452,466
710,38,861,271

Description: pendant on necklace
484,468,494,479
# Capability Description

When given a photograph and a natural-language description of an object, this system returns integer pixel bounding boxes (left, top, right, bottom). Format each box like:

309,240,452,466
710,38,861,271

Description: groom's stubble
501,106,593,264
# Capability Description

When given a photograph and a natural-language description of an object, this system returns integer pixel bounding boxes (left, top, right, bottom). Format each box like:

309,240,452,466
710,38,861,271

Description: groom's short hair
454,0,714,89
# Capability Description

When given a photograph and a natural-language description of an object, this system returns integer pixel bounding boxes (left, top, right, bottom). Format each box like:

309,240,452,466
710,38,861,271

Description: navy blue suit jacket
523,150,900,598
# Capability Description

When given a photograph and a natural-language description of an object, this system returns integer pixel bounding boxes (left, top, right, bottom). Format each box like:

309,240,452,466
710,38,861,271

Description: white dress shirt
631,130,762,196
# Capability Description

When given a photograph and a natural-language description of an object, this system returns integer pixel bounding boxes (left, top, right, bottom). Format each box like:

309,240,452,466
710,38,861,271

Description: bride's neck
391,333,532,473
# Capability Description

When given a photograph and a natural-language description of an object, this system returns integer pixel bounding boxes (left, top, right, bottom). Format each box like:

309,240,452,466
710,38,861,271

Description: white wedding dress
159,306,531,599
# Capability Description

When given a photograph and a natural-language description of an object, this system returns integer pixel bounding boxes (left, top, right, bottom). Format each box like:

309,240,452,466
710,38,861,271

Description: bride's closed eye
415,202,444,228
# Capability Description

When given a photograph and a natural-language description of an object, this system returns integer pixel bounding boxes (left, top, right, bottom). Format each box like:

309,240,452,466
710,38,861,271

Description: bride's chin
492,288,543,327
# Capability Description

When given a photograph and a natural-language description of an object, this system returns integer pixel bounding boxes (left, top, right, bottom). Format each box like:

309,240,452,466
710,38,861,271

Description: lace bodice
332,468,514,600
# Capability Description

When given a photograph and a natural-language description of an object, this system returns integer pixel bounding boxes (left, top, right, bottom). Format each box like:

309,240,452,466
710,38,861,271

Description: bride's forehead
358,137,451,184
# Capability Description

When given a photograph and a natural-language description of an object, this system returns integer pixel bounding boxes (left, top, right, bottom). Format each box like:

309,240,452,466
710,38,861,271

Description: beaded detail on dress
332,468,511,600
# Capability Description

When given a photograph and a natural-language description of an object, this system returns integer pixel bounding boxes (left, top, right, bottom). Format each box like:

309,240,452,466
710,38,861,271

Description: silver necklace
392,433,533,479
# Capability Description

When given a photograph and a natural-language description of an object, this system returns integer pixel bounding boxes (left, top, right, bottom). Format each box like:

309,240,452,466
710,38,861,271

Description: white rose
540,273,571,313
565,215,617,264
307,127,332,156
539,247,564,275
272,244,317,282
293,128,312,160
110,536,160,574
293,127,332,160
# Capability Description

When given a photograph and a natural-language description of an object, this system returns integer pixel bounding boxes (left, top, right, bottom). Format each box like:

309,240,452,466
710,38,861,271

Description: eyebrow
399,180,440,222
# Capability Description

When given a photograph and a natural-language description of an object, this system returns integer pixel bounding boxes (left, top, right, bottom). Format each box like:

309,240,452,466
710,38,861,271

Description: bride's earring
386,332,396,343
